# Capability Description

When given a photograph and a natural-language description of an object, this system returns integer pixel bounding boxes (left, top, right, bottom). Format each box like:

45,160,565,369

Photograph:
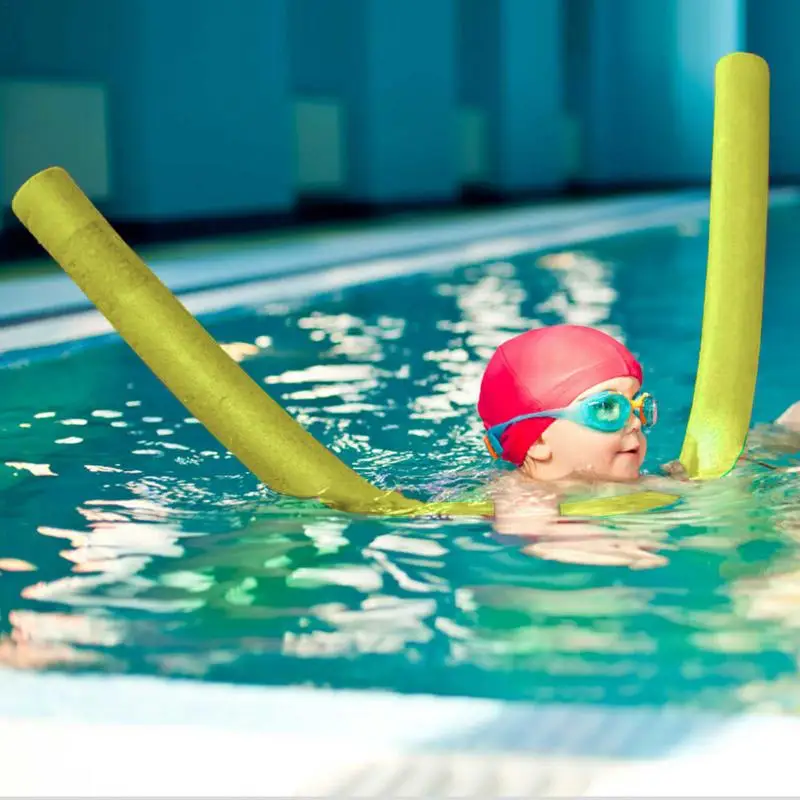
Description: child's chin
574,464,641,483
610,458,643,482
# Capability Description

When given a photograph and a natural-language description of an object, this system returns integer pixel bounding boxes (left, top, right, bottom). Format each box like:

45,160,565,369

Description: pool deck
2,667,800,797
2,187,798,357
3,189,800,796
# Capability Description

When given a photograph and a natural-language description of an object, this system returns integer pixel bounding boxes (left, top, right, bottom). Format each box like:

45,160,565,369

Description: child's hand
776,400,800,432
522,533,670,569
661,459,690,479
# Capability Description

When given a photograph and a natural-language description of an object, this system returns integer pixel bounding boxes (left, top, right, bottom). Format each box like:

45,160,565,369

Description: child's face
522,376,648,482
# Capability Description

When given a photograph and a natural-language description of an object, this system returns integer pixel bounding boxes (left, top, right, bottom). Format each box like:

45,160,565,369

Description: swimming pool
2,191,800,784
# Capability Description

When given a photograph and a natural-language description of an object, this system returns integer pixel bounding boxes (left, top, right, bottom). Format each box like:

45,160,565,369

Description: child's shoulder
489,469,556,501
488,470,562,518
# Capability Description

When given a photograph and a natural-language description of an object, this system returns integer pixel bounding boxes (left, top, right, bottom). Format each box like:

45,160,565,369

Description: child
478,324,800,568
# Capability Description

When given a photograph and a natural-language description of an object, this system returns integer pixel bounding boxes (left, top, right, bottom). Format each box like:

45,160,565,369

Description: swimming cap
477,324,643,465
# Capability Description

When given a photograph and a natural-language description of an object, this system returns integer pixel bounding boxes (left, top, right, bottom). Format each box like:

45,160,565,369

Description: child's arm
490,473,561,537
776,401,800,432
490,473,669,569
661,401,800,477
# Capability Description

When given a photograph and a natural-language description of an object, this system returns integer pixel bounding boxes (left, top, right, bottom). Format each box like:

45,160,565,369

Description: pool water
2,204,800,712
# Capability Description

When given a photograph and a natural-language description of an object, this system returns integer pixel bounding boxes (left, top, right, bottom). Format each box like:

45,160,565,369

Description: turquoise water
1,206,800,711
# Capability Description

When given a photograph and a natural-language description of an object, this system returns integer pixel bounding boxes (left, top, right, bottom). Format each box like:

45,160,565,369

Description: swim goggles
484,390,657,460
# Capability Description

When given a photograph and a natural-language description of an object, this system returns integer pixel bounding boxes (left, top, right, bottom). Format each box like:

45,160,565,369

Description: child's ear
525,437,552,464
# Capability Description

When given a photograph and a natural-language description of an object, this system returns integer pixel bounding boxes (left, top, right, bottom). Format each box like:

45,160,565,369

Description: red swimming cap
477,324,643,465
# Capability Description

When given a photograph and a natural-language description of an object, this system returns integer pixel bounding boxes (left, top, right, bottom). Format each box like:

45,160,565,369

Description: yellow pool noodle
11,167,442,516
11,167,681,520
679,52,770,480
559,491,680,518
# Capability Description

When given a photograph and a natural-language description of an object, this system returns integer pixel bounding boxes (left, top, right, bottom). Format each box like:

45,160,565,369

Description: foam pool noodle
679,52,770,480
10,167,478,516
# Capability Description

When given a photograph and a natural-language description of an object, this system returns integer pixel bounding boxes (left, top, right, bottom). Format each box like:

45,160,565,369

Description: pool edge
1,666,799,796
3,188,798,359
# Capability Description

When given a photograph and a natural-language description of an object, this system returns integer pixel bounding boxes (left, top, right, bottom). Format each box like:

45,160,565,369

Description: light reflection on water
1,211,800,712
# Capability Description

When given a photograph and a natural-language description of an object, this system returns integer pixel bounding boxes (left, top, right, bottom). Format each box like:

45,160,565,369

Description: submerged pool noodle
679,52,770,480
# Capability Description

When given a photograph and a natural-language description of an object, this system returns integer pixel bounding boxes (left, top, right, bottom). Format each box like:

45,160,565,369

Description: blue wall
747,0,800,178
290,0,363,97
459,0,565,192
673,0,743,179
0,0,796,228
290,0,457,204
567,0,743,184
0,0,293,219
123,0,293,219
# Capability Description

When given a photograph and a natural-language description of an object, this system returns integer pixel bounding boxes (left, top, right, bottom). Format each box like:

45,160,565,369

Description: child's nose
626,411,643,432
